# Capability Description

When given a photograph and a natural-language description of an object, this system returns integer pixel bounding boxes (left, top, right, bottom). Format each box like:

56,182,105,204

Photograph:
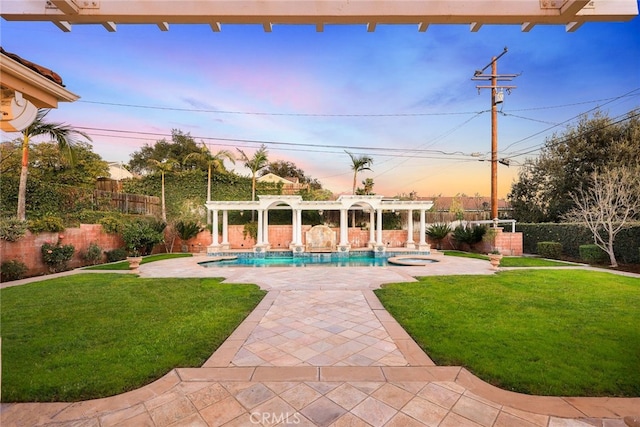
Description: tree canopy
508,110,640,222
128,130,206,174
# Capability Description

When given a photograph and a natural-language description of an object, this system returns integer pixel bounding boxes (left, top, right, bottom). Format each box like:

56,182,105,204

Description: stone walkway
2,254,639,427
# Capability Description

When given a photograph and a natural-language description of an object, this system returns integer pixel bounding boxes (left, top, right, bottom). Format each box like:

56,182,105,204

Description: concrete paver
1,254,638,426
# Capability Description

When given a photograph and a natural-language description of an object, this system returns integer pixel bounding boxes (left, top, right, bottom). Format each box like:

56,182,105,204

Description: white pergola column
256,209,264,246
368,210,375,248
262,209,270,247
406,209,415,249
340,209,349,247
208,209,220,253
295,209,303,245
418,209,430,251
376,209,383,246
221,210,229,249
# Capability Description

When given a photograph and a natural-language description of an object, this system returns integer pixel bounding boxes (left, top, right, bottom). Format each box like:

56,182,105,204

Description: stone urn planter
127,256,143,271
488,253,503,270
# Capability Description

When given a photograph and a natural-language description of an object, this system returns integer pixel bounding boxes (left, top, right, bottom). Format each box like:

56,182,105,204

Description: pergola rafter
1,0,637,33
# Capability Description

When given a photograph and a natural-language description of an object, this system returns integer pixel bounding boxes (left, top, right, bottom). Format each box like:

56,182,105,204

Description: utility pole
472,47,519,220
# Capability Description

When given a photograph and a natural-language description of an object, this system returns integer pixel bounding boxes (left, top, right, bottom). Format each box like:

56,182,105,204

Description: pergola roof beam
2,0,636,31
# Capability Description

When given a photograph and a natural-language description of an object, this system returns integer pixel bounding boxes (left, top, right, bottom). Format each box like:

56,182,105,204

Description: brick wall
1,224,124,277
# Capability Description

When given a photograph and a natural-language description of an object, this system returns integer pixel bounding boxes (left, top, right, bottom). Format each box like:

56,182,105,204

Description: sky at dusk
1,11,639,198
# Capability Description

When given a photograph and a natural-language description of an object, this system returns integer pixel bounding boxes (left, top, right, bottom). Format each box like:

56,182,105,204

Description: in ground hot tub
387,255,439,266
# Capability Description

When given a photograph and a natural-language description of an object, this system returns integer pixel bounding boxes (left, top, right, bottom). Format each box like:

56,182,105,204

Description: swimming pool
199,254,438,268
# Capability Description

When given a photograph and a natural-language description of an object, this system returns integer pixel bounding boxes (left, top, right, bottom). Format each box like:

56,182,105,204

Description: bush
121,219,164,256
1,259,28,281
0,217,27,242
99,215,124,234
537,241,563,259
175,220,202,241
426,223,451,242
452,224,487,245
41,242,75,273
28,216,65,234
579,244,608,264
105,248,128,262
82,242,102,265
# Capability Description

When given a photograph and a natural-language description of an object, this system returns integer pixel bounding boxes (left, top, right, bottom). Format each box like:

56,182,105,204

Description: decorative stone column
255,209,264,255
374,208,385,256
368,210,376,248
405,209,415,249
221,210,230,250
207,209,220,254
417,209,430,252
262,209,270,250
291,208,305,256
337,208,350,254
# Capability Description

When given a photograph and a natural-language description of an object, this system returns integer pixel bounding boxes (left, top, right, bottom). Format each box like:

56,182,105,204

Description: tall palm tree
16,109,91,221
148,158,178,222
237,144,269,221
346,151,373,227
184,144,235,224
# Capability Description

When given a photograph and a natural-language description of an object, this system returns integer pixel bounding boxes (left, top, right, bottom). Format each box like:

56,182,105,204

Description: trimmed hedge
579,244,608,264
517,223,640,264
537,242,563,259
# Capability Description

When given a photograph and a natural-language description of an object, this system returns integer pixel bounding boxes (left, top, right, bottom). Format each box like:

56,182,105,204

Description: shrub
0,217,27,242
426,223,451,243
579,244,608,264
122,220,164,256
105,248,128,263
28,216,65,234
1,259,28,281
82,242,102,265
243,222,258,241
175,220,202,241
99,215,123,234
452,224,487,245
537,241,563,259
41,242,75,273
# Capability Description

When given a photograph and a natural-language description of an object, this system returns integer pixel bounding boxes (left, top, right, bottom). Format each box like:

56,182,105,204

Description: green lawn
1,274,266,402
443,250,575,267
84,252,193,270
375,270,640,397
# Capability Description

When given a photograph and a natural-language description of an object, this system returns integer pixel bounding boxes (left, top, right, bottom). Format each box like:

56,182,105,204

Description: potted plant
484,227,503,269
121,220,164,270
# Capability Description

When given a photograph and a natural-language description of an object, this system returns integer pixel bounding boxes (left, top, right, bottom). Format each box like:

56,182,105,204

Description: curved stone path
2,254,638,426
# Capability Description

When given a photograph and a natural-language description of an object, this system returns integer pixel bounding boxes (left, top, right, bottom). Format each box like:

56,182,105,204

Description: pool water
200,256,392,268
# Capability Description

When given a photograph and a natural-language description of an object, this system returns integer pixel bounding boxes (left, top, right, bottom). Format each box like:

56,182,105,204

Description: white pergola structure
205,195,434,254
1,1,637,33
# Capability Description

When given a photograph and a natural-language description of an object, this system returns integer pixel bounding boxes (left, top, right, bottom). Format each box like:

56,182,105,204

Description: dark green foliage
426,223,452,246
105,248,128,263
1,260,28,281
40,242,75,272
27,216,65,233
0,217,27,242
128,130,205,174
517,223,640,264
98,215,124,234
243,222,258,241
121,219,164,256
579,244,608,264
537,241,563,259
82,242,102,265
452,224,487,245
508,110,640,222
175,220,202,241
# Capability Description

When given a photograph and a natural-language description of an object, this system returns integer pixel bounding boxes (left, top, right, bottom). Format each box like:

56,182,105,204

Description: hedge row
516,223,640,264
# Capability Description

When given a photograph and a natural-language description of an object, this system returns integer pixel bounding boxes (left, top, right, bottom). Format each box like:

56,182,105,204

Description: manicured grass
375,270,640,396
84,252,193,270
1,274,265,402
443,250,574,267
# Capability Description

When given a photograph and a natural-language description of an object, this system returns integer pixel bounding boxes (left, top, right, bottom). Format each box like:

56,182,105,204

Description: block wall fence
1,224,522,278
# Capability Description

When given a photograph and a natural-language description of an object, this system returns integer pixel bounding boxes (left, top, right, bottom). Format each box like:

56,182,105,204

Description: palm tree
237,145,269,220
148,158,178,222
16,109,91,221
346,151,373,227
184,144,235,224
